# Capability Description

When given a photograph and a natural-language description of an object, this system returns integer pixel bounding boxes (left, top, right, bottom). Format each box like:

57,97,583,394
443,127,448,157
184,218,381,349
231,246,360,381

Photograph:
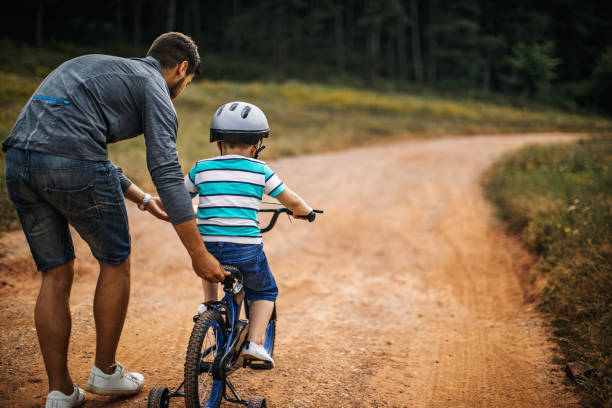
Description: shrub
483,137,612,407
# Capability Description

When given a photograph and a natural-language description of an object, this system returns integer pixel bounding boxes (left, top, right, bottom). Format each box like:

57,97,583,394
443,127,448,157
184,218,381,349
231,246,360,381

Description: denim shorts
204,242,278,302
4,147,130,270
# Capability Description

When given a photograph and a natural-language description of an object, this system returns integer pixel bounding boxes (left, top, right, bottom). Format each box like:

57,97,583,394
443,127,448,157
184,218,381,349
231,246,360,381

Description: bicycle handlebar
259,208,323,233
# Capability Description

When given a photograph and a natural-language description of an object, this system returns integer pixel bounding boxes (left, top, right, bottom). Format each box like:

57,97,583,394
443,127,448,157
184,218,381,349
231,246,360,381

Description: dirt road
0,134,581,407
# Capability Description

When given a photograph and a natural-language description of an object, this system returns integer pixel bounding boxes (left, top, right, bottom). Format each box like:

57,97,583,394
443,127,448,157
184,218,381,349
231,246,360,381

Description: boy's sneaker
45,384,86,408
86,362,144,396
241,341,275,367
197,303,208,314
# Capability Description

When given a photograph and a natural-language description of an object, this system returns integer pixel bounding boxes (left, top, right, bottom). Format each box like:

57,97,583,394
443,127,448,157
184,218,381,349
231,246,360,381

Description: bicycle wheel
147,386,169,408
248,396,267,408
184,309,226,408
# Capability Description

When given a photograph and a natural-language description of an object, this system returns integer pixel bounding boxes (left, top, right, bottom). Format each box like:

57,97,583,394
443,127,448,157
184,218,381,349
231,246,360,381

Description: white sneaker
197,303,208,314
45,384,85,408
86,362,144,396
241,341,275,367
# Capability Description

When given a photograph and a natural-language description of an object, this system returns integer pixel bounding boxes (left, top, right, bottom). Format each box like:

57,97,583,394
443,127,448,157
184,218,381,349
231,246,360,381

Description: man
2,32,227,408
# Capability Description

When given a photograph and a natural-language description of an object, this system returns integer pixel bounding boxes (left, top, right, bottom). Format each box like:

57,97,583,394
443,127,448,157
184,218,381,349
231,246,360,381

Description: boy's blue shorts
204,242,278,302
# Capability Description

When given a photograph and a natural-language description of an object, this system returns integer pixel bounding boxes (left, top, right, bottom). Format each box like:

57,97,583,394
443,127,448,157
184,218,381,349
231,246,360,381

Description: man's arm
112,163,169,221
174,220,228,282
123,184,169,222
141,79,226,282
123,184,226,282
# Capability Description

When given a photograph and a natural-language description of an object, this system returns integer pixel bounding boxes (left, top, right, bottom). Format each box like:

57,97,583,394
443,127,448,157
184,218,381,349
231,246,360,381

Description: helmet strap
252,138,266,159
254,144,266,159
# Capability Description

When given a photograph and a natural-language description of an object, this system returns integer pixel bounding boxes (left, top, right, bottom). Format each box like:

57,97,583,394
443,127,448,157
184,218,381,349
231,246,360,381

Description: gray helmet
210,101,269,146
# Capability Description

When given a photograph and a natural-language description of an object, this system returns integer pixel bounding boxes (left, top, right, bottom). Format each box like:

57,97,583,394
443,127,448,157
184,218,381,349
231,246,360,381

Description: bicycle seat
222,264,242,281
221,265,243,294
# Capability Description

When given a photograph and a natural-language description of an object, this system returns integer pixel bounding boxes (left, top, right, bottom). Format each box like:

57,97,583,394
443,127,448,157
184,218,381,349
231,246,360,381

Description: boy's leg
35,260,76,395
202,279,218,302
93,257,131,373
246,300,275,345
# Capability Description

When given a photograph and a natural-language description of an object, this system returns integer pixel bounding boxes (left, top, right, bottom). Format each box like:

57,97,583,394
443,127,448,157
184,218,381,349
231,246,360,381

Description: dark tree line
3,0,612,112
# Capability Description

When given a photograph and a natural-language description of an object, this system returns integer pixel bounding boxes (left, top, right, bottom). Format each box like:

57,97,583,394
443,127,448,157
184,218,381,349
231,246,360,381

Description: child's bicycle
148,207,323,408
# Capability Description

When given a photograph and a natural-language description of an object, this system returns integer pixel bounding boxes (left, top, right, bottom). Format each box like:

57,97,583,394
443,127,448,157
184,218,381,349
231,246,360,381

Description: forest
2,0,612,113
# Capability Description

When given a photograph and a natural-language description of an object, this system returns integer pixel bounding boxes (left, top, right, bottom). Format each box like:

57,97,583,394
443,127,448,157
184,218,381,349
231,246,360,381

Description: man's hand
192,250,228,282
146,196,170,222
173,219,229,282
124,184,170,221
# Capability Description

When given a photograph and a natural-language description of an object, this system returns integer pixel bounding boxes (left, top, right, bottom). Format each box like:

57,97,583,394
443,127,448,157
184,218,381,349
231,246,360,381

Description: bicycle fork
214,319,250,379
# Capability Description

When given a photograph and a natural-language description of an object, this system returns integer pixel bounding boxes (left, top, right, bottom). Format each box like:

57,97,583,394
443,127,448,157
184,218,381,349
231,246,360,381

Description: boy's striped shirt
184,154,285,244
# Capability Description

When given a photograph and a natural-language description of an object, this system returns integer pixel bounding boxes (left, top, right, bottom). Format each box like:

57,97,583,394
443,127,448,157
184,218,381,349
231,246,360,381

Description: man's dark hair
146,32,201,76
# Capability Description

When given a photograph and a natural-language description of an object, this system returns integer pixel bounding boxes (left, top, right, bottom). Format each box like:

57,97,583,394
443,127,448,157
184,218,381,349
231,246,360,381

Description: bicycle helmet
210,101,269,146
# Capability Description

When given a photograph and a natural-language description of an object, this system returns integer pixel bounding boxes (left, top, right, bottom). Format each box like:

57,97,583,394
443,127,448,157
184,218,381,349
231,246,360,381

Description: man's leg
35,259,76,395
93,256,131,374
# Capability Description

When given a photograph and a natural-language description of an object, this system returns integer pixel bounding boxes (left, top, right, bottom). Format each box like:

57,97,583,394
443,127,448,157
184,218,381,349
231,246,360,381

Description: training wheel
147,386,170,408
248,396,267,408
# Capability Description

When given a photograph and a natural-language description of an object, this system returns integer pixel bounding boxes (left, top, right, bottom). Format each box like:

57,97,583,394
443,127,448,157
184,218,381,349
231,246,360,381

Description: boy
184,101,314,366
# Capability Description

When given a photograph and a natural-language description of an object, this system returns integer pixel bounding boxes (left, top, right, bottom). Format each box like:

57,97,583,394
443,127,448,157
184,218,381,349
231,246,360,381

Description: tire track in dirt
0,133,581,407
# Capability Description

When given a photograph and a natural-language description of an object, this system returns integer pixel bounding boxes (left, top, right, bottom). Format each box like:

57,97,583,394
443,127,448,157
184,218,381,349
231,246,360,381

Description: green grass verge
482,138,612,407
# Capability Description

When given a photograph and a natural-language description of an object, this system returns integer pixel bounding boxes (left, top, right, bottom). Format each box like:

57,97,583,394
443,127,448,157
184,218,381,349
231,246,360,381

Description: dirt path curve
1,133,582,408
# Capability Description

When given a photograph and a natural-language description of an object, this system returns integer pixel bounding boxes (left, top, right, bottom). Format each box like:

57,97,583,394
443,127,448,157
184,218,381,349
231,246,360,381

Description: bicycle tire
147,386,169,408
184,309,226,408
248,396,267,408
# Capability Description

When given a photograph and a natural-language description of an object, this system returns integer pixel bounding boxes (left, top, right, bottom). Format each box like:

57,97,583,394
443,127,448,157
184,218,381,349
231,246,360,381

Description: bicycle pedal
244,359,274,370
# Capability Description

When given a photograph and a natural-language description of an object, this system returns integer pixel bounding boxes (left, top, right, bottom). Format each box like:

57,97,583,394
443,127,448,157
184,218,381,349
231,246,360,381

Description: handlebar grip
295,210,319,222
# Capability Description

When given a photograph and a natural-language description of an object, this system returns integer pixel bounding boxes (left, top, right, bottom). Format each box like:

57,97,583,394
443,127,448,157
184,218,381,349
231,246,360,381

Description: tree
334,3,345,75
425,0,438,85
35,0,44,46
132,0,142,45
191,0,202,46
359,1,383,83
410,0,423,83
589,46,612,113
510,41,560,99
166,0,176,32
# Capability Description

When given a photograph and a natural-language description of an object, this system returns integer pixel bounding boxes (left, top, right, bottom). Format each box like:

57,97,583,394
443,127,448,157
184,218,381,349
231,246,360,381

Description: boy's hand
276,188,313,221
146,196,170,222
293,209,315,221
293,209,313,221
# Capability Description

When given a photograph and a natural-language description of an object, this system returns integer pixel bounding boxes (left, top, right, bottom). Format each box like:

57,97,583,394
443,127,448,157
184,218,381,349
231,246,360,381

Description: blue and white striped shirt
184,154,286,244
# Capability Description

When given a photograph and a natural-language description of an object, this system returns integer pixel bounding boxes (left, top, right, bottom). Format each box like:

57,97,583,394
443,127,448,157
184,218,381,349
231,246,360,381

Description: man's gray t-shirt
2,54,193,225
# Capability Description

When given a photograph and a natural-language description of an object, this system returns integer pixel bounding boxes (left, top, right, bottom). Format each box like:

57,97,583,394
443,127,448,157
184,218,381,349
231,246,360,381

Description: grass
2,48,612,232
482,138,612,408
0,72,41,231
103,79,612,194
